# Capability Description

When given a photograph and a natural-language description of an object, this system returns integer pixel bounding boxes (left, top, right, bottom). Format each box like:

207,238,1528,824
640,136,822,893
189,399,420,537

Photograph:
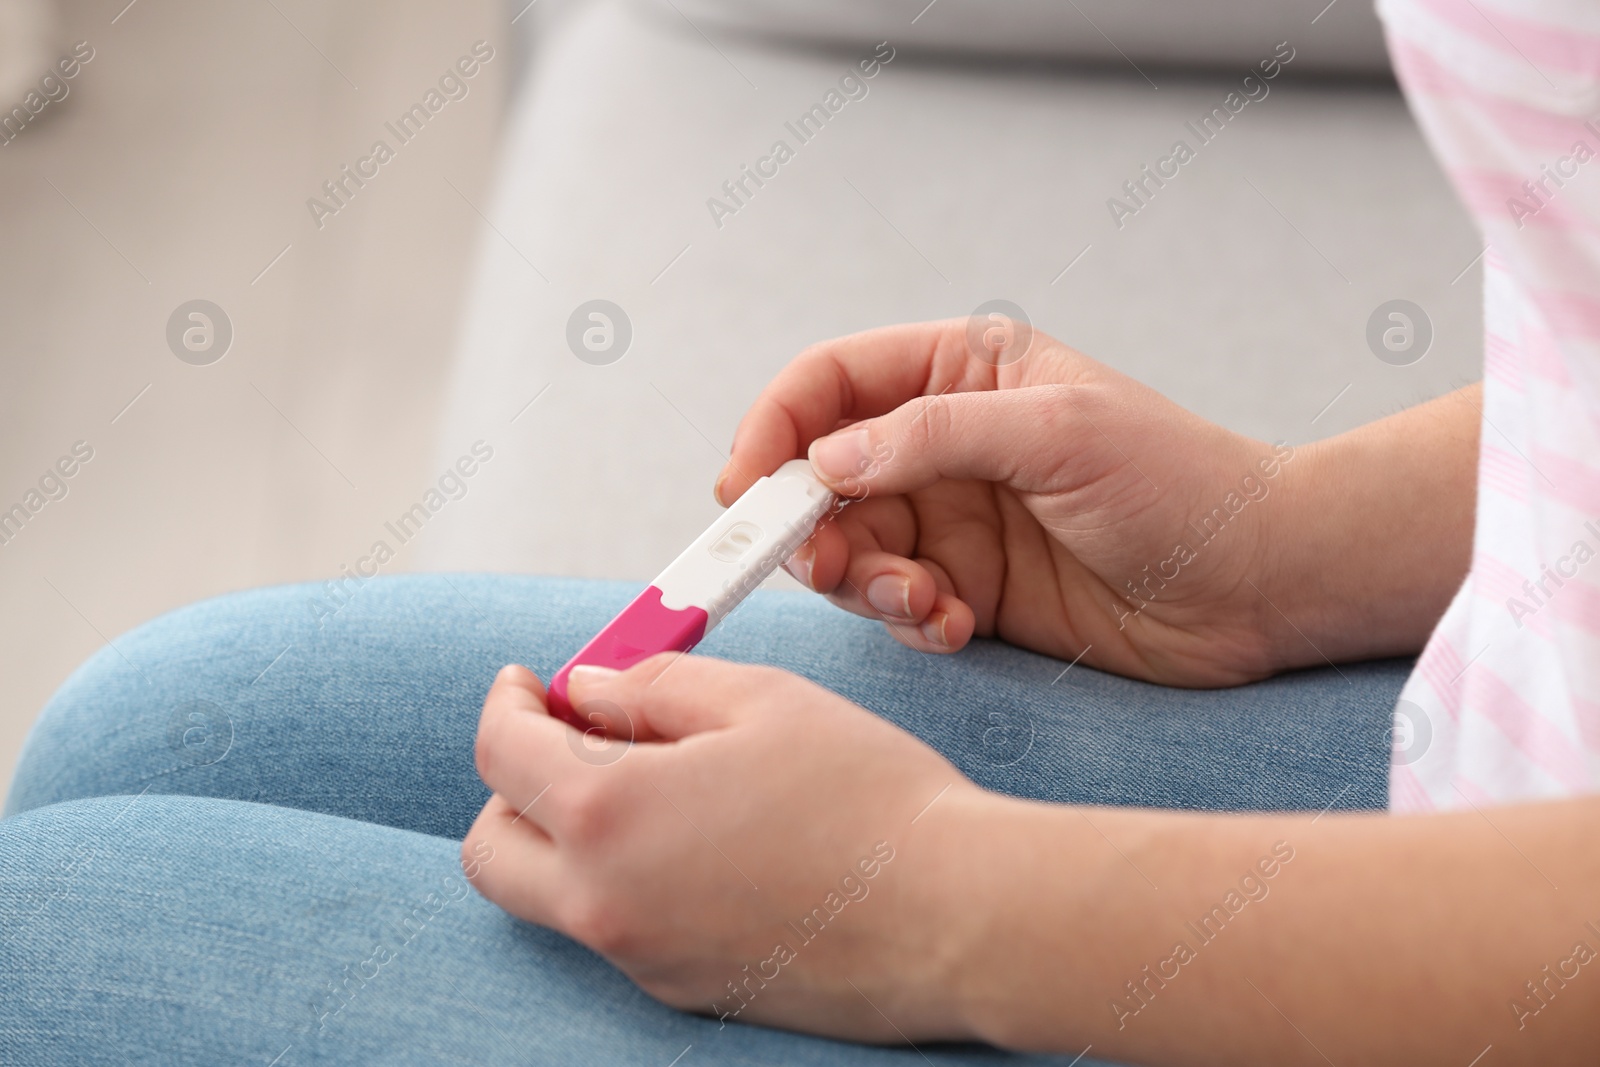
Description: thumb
806,387,1056,497
564,653,754,742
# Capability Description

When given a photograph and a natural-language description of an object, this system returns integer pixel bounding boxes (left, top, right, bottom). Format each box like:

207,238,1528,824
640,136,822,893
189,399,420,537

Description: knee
0,796,132,948
5,585,306,816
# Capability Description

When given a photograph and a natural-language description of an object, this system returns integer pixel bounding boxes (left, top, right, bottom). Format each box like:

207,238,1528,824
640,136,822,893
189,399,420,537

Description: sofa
416,0,1482,592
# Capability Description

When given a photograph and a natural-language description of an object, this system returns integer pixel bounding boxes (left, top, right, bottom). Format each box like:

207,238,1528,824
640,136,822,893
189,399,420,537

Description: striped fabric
1379,0,1600,810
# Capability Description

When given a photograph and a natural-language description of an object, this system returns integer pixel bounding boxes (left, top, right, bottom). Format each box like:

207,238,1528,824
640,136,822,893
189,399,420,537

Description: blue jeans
0,576,1406,1065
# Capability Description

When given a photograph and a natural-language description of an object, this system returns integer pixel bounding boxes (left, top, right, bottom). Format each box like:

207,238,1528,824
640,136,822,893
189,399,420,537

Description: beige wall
0,0,508,788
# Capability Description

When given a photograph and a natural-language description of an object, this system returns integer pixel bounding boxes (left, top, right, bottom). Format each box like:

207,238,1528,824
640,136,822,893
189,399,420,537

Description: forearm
1262,384,1480,666
940,791,1600,1064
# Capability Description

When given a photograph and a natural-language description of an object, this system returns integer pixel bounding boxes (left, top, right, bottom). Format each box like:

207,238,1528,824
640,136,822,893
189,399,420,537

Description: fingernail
496,664,523,682
866,575,913,619
567,664,620,698
920,612,950,649
788,544,816,590
809,427,869,484
713,467,732,506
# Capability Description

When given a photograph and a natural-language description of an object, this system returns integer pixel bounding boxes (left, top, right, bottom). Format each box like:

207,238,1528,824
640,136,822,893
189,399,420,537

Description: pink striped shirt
1380,0,1600,810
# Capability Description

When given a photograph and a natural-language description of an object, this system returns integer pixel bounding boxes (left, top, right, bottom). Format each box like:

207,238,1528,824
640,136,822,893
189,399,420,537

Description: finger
882,590,975,654
474,665,595,825
833,547,939,624
808,386,1084,499
791,501,972,642
462,794,564,927
477,662,547,727
716,320,992,505
917,555,959,597
826,551,974,651
791,497,910,597
835,493,919,557
565,654,770,741
781,517,849,592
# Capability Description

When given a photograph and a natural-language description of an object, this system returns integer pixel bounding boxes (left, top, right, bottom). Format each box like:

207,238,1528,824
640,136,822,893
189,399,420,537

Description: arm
464,657,1600,1066
1262,383,1480,668
944,788,1599,1064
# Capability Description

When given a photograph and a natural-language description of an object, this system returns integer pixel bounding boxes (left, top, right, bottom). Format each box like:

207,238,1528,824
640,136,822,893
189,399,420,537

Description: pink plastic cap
546,584,708,727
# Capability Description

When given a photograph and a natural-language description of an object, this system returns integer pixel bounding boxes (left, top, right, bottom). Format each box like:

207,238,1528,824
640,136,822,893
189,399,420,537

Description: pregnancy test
547,459,835,726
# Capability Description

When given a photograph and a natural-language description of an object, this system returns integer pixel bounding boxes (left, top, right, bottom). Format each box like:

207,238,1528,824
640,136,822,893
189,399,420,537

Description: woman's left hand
463,656,992,1041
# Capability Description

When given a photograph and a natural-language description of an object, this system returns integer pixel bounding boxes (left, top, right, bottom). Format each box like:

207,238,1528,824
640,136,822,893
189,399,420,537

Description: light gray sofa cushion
420,0,1475,584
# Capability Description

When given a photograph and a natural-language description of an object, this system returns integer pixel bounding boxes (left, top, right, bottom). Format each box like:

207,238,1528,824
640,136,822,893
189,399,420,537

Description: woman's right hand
715,319,1305,687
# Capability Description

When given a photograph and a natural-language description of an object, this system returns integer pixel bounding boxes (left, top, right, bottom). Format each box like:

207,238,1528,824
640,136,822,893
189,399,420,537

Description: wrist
1252,434,1348,669
924,791,1106,1051
1259,390,1476,667
901,787,1014,1043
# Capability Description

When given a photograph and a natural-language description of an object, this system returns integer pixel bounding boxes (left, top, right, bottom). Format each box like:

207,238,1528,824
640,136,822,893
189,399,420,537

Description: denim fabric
0,575,1408,1065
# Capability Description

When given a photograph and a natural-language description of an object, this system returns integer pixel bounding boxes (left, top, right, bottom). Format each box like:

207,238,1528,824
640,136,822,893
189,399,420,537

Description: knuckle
899,394,950,459
1047,380,1105,425
558,774,618,842
1038,381,1091,421
1044,388,1097,454
560,891,631,955
1027,384,1108,485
